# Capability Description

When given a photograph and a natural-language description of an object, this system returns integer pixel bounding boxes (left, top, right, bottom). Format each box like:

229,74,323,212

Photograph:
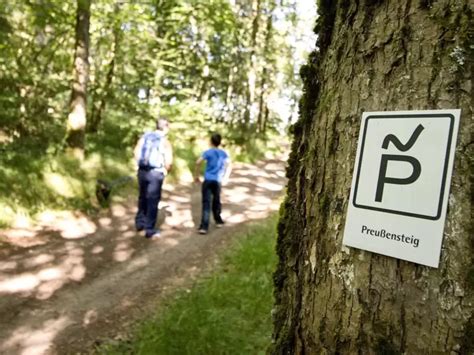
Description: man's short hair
157,118,169,131
211,133,222,147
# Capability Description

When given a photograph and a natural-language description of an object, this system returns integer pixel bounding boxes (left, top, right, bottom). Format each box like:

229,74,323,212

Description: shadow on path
0,158,287,355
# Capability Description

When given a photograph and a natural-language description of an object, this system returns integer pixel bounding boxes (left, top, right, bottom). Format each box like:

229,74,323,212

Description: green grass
99,215,278,355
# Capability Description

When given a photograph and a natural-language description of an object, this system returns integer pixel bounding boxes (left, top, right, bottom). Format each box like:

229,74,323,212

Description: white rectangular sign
343,109,461,268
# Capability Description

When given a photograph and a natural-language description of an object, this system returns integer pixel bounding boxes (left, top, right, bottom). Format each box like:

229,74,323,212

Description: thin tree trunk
148,0,174,119
262,103,269,133
198,63,210,102
221,67,234,123
65,0,91,157
257,1,275,133
89,7,121,133
225,68,234,107
272,1,473,353
243,0,261,130
256,70,266,132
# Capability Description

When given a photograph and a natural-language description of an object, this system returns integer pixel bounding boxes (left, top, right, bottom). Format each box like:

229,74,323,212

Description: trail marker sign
343,110,461,268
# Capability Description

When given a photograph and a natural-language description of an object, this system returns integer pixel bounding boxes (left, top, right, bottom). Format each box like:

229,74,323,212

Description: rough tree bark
65,0,91,157
272,1,473,354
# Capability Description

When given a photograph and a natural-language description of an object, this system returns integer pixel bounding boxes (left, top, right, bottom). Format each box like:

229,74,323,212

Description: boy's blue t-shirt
202,148,229,182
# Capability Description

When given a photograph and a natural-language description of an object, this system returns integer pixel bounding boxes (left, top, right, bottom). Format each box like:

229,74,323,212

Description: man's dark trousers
199,180,224,231
135,169,164,236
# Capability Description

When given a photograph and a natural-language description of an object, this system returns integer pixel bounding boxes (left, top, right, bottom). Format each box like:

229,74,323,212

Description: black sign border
353,113,455,221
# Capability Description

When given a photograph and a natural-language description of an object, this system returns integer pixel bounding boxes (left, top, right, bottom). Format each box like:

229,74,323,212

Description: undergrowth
0,102,286,228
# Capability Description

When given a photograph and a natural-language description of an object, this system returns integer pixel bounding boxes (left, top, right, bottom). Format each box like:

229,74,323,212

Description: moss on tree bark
272,0,473,353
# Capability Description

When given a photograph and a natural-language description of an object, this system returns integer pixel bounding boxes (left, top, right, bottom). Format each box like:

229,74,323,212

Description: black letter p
375,154,421,202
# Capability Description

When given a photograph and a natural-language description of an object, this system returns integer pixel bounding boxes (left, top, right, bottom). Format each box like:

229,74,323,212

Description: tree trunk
256,70,266,132
65,0,91,157
257,0,276,133
272,1,473,354
222,67,235,122
262,103,269,133
243,0,262,130
88,6,121,133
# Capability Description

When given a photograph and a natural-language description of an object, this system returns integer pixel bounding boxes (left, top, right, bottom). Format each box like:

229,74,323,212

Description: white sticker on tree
343,110,461,268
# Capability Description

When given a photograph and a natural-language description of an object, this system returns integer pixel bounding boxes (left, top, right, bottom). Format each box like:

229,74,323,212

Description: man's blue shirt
202,148,229,182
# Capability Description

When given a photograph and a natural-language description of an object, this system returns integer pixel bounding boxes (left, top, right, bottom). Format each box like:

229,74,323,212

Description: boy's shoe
216,222,225,228
136,226,144,232
198,229,208,235
145,230,161,239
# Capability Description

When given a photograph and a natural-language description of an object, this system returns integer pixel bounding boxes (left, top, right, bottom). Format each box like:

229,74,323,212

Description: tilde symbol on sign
375,124,424,202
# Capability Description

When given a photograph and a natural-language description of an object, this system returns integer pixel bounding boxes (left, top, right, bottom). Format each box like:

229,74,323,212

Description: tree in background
65,0,91,157
0,0,311,225
0,0,301,146
88,3,121,133
272,0,473,353
0,1,74,142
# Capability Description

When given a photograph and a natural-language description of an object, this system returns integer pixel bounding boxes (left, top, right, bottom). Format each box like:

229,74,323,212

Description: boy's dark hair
211,133,222,147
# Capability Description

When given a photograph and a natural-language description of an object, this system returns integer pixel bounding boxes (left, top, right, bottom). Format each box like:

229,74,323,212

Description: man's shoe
198,229,208,235
216,223,225,228
136,226,144,232
145,230,161,239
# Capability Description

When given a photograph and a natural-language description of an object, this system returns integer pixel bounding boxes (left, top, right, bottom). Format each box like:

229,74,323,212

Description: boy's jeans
199,180,224,230
135,169,164,235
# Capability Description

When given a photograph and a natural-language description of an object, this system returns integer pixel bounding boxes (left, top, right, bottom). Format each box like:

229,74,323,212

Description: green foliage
0,0,304,226
98,215,278,354
164,100,287,180
0,126,134,226
0,1,74,139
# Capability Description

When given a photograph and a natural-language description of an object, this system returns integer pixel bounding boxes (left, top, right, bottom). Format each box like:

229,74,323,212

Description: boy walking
194,133,231,234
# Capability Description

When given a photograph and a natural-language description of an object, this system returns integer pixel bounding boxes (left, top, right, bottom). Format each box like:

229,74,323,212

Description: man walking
194,133,231,234
134,118,173,239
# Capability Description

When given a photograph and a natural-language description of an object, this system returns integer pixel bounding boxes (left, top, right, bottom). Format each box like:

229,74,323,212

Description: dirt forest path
0,158,287,355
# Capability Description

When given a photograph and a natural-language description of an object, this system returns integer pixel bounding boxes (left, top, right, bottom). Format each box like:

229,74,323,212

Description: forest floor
0,158,286,355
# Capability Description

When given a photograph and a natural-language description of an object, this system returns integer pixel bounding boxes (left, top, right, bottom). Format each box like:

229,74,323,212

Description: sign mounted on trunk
343,110,461,268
